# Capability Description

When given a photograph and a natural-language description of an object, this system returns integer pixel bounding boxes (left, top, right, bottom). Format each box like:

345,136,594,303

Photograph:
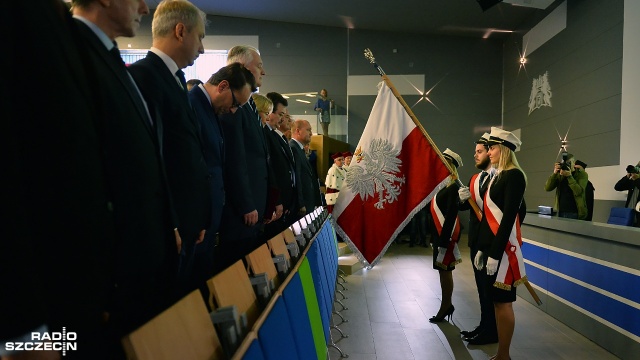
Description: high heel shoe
429,305,454,323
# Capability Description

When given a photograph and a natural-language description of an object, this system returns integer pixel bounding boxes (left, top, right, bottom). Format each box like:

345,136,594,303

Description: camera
626,165,639,174
559,152,570,171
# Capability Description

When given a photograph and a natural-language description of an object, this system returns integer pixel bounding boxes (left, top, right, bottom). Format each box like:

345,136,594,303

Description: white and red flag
333,81,451,267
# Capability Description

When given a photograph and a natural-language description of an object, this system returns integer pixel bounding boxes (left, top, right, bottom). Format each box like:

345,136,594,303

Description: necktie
479,171,488,188
282,134,294,162
176,69,187,92
110,42,124,65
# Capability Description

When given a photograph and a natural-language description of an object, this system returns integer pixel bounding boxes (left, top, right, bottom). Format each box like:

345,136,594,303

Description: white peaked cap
487,127,522,152
476,132,491,145
443,148,463,168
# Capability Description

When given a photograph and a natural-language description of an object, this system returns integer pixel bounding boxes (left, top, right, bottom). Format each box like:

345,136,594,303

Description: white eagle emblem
346,138,405,209
528,71,552,115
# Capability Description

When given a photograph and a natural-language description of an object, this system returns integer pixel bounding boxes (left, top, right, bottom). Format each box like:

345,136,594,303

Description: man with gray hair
129,0,212,295
69,0,177,353
215,45,277,274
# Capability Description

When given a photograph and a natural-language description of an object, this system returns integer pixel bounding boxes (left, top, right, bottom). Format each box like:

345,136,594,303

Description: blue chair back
257,295,300,360
282,273,321,359
607,207,634,226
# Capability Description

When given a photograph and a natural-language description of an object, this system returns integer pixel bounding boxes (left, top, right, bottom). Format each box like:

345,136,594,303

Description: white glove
458,187,471,202
474,251,484,270
436,247,447,264
486,257,499,276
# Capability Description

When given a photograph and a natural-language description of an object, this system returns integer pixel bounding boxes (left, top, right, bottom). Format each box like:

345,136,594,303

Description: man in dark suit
188,63,256,288
71,0,180,346
457,134,499,345
215,45,276,274
2,1,129,357
128,0,212,295
264,92,297,238
290,120,323,216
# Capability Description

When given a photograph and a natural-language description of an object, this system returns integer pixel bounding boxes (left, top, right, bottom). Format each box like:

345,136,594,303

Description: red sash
430,191,462,269
469,173,483,221
483,176,526,290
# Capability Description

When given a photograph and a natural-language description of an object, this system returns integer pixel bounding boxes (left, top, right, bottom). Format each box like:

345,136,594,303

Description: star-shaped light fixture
405,75,447,112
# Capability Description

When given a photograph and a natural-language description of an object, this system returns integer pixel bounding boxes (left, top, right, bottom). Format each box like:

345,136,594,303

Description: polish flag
333,82,450,267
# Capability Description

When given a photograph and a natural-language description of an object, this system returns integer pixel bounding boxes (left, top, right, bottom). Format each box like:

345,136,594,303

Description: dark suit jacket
264,126,296,214
2,3,119,352
128,52,212,247
188,86,225,235
17,17,176,341
74,20,178,334
290,139,322,214
218,98,270,241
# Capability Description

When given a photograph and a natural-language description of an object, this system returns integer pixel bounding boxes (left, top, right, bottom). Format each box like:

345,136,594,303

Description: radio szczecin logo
4,327,77,356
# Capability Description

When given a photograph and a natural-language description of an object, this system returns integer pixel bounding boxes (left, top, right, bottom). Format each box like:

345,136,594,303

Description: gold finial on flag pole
364,48,385,76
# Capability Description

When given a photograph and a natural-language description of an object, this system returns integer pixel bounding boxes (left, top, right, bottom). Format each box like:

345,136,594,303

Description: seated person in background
614,161,640,226
544,153,588,219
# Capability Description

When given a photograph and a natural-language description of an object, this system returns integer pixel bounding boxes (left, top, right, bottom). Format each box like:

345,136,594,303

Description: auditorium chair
607,207,635,226
121,290,224,360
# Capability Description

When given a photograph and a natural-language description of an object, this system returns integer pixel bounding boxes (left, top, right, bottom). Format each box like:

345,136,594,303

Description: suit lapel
200,88,224,158
292,143,312,175
143,52,205,149
74,20,155,139
277,134,295,164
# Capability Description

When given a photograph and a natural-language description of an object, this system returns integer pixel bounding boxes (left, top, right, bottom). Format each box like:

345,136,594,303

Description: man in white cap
457,133,498,344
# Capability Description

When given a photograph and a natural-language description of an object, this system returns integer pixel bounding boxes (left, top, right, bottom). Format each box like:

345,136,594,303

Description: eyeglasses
230,90,242,109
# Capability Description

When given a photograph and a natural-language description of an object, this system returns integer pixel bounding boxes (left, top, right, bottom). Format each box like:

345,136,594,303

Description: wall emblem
528,71,552,115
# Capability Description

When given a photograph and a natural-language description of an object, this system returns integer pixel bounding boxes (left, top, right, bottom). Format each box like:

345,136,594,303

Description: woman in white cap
428,148,463,322
475,127,527,360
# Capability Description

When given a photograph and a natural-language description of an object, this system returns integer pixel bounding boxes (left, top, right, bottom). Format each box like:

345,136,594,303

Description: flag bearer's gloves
458,187,471,202
486,257,499,276
436,247,447,264
474,251,484,270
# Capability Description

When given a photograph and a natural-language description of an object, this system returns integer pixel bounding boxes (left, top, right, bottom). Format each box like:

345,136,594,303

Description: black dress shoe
460,326,481,338
429,305,455,323
466,331,498,345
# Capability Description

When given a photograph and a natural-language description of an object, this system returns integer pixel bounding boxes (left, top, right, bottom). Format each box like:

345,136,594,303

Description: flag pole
363,48,542,306
363,48,482,220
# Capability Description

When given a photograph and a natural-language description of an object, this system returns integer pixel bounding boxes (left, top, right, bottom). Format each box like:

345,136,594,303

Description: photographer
614,161,640,226
544,152,589,219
